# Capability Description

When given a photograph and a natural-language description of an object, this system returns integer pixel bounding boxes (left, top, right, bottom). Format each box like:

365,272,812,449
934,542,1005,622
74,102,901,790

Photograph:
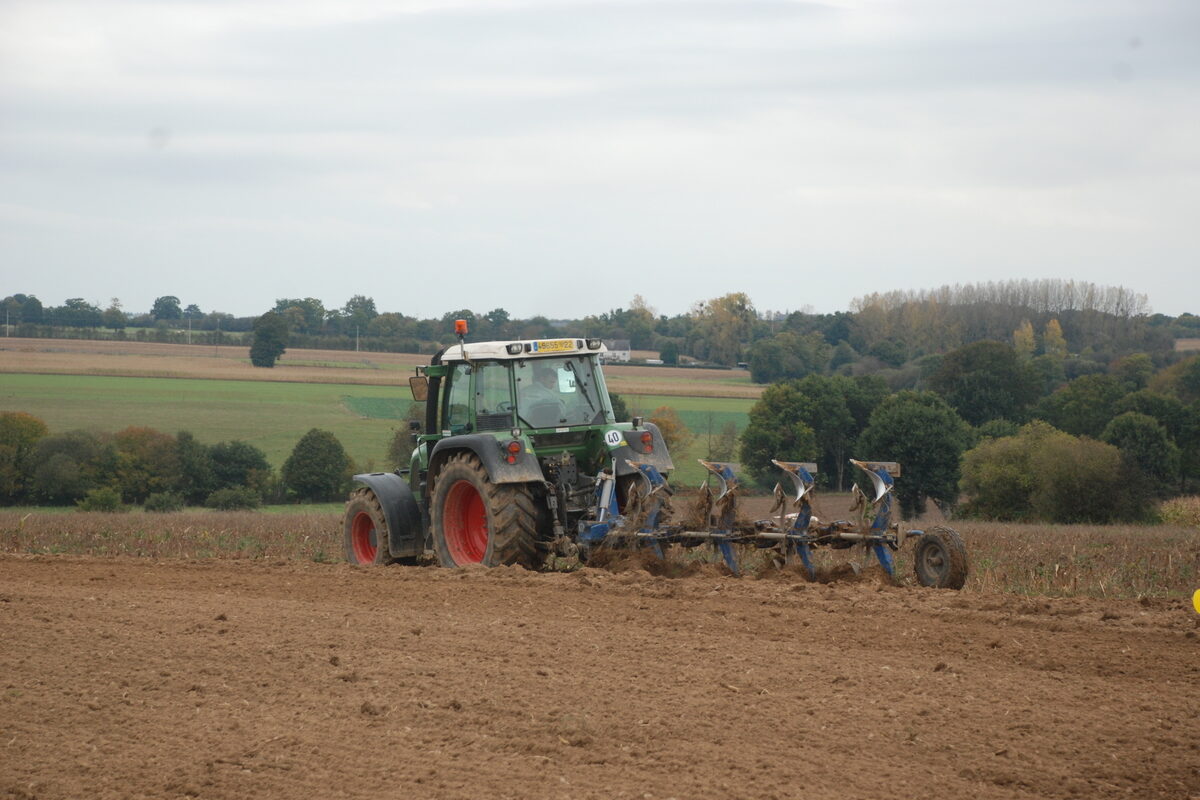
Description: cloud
0,0,1197,318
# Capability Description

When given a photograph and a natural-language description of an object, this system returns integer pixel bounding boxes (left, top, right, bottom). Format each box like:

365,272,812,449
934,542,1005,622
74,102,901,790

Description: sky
1,0,1197,321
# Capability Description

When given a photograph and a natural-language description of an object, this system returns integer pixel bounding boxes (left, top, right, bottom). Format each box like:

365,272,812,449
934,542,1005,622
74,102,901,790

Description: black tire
430,452,542,569
344,488,399,565
913,526,968,589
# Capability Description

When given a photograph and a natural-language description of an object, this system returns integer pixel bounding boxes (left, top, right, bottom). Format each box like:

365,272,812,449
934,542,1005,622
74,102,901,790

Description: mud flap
351,473,425,558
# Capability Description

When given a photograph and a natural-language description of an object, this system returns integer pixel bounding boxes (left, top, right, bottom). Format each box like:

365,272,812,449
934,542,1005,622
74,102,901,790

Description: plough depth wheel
913,526,968,589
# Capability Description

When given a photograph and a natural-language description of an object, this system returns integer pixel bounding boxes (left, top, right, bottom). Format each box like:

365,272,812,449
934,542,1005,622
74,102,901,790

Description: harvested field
1,550,1197,800
4,501,1198,599
0,337,761,398
0,337,426,386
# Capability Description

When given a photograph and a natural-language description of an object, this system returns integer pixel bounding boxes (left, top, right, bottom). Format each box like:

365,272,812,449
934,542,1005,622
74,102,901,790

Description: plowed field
2,555,1197,799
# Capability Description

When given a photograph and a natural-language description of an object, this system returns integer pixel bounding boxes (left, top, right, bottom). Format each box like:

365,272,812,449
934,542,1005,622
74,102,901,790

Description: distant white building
600,339,631,362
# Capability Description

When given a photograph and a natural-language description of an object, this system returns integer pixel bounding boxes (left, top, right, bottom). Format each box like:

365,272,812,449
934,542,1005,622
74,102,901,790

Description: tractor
342,323,969,589
343,324,673,570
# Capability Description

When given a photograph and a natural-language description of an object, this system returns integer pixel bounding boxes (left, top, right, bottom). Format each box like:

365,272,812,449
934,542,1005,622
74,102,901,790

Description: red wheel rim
443,480,488,564
350,510,377,564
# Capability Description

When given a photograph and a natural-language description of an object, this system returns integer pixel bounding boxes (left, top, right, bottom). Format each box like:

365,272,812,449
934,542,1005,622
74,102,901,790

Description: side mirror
409,376,429,401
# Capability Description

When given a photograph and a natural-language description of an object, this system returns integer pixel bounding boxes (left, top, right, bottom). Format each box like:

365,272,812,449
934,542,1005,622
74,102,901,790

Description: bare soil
2,555,1197,799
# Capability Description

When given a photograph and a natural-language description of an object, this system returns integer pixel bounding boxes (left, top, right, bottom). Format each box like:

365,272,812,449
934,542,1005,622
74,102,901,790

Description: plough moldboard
581,457,969,589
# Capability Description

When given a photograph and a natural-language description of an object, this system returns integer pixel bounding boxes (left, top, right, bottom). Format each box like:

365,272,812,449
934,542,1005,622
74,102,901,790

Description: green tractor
343,327,673,568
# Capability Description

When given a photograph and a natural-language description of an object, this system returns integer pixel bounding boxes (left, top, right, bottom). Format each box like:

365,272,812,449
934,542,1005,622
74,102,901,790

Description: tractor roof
439,337,608,362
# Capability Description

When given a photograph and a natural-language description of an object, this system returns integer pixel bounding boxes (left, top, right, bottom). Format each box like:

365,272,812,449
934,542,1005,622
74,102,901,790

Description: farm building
599,339,631,362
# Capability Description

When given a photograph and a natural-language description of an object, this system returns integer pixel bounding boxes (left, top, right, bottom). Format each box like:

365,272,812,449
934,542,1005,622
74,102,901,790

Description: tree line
738,339,1200,524
8,279,1197,378
0,414,359,511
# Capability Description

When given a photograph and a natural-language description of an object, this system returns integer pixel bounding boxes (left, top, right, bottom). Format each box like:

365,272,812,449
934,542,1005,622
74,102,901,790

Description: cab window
444,363,472,434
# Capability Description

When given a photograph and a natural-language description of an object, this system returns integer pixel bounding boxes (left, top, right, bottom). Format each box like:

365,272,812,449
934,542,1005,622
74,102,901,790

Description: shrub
205,487,261,511
144,491,186,513
1158,496,1200,526
646,406,695,456
77,486,124,512
1029,435,1134,523
961,421,1149,524
282,429,352,502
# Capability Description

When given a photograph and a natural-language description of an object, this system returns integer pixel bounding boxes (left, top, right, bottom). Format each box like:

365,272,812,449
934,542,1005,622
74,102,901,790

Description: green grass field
1,375,756,483
0,374,409,471
618,394,755,484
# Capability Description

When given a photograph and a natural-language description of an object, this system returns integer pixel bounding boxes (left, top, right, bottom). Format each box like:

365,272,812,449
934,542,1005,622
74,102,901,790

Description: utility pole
356,325,360,352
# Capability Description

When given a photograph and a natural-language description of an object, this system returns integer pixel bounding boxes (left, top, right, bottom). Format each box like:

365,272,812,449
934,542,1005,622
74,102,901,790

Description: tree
0,412,49,502
856,391,970,518
647,406,694,455
2,294,42,326
1101,412,1180,493
793,375,881,490
747,332,830,384
183,304,203,320
250,311,289,368
282,429,352,501
175,431,216,504
273,297,325,334
624,295,656,350
1113,390,1200,489
1013,319,1036,357
1111,354,1154,391
151,296,183,321
1034,374,1125,438
342,295,379,332
54,298,102,327
659,341,680,366
102,299,126,330
739,382,819,486
209,441,271,492
112,427,180,503
929,341,1040,426
692,292,755,366
29,431,115,503
709,421,739,461
1042,319,1068,359
484,308,511,339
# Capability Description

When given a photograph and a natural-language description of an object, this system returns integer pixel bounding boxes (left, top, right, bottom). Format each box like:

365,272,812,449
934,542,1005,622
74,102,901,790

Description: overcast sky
1,0,1197,321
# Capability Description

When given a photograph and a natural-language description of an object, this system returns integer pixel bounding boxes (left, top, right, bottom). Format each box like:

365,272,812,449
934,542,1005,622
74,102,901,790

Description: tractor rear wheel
913,526,968,589
431,452,542,569
344,488,399,565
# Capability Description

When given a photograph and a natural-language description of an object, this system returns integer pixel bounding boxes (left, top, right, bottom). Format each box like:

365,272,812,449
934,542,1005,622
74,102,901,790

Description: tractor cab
435,348,612,435
408,336,617,436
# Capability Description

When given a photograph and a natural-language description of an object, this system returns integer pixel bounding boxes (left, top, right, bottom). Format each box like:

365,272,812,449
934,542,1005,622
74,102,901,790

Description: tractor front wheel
431,452,542,569
913,526,968,589
343,488,399,565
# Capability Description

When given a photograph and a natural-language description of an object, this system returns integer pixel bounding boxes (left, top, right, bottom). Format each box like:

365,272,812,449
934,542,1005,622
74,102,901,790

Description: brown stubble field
0,337,762,397
3,499,1198,600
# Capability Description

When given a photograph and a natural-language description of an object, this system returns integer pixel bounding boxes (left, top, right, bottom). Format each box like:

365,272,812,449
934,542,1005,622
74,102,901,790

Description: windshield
514,355,609,429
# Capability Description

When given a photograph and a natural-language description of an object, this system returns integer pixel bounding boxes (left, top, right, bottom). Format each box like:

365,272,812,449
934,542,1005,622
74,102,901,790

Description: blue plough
580,457,968,589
